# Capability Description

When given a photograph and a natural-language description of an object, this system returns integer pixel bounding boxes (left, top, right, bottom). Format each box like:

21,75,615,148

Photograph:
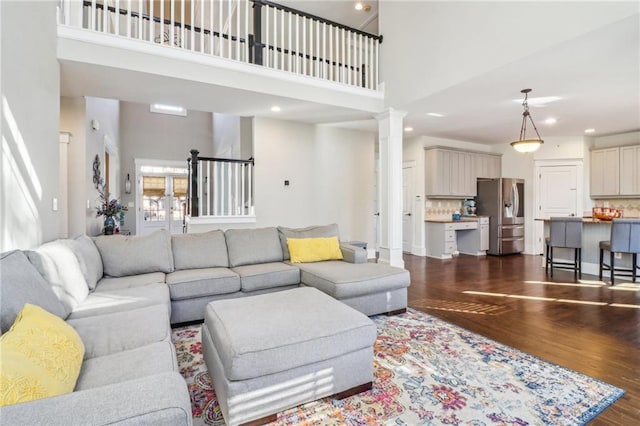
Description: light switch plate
52,198,58,211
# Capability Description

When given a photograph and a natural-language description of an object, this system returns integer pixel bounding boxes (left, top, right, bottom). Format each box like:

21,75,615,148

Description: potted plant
96,185,126,235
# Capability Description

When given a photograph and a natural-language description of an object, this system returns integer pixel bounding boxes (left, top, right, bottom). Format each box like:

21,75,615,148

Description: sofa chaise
0,223,409,425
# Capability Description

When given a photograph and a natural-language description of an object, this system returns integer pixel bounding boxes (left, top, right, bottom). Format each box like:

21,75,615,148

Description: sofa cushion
225,227,283,267
67,304,171,360
172,230,229,270
67,284,170,320
75,340,177,390
70,235,103,291
26,240,89,315
94,230,174,277
204,287,376,381
298,261,410,299
287,237,343,263
0,250,67,333
232,262,300,292
0,304,84,406
278,224,340,261
96,272,166,292
166,268,241,300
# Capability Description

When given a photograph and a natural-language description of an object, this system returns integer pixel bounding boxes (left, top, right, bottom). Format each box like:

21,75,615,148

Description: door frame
533,159,584,255
402,161,416,254
135,158,188,235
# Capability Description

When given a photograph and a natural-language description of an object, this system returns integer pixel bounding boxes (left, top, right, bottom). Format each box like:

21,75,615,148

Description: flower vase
103,216,115,235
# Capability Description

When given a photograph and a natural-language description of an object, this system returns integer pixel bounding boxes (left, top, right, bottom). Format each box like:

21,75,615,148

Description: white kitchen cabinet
475,153,502,179
426,220,480,259
457,217,489,255
619,145,640,196
425,148,499,198
590,147,619,198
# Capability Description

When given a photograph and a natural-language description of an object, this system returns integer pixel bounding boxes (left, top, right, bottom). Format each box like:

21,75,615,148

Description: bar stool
599,218,640,285
545,217,583,278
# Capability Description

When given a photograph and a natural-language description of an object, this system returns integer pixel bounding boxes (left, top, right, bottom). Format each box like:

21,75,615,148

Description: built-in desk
537,217,635,277
425,217,489,259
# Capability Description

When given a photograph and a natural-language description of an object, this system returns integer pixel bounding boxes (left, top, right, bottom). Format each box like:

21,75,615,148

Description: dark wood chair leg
578,248,582,280
610,251,615,286
599,249,604,281
545,243,549,272
633,253,637,283
550,247,554,277
574,248,578,277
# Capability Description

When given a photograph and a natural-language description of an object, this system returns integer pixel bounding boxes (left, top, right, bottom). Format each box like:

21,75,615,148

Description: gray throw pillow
172,230,229,270
94,229,174,277
0,250,67,333
70,235,103,291
225,227,284,267
278,224,340,261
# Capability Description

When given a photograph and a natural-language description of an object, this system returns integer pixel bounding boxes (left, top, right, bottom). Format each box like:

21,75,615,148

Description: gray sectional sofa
0,223,409,425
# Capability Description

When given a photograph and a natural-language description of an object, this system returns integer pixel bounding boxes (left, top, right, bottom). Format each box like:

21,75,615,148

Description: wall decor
92,154,103,189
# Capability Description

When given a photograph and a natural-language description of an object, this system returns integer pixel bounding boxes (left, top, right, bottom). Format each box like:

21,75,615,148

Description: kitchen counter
534,217,622,223
425,216,488,223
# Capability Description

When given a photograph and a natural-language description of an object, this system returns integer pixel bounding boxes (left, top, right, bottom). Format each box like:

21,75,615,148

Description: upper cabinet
590,145,640,198
425,148,501,198
619,145,640,196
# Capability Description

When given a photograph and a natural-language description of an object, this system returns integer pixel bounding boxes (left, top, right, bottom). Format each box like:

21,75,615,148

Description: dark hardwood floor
404,253,640,425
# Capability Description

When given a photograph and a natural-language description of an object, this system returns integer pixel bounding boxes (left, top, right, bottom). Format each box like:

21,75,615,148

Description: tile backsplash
594,199,640,218
425,199,464,220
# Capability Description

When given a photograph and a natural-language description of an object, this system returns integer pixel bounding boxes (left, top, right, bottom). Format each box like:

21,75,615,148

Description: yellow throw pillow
0,304,85,406
287,237,344,263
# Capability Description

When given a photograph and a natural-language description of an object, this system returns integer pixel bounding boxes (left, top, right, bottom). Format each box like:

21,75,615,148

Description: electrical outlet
615,253,622,259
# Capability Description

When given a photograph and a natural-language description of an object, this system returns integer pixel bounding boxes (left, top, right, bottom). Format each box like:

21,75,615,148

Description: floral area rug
172,309,624,426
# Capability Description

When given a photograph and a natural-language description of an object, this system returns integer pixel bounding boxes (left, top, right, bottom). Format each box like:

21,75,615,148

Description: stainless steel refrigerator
476,178,525,255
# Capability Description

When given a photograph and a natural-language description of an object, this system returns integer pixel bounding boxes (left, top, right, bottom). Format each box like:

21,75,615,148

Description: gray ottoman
202,287,377,426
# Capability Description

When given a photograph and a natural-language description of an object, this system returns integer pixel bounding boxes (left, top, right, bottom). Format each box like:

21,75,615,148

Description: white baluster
244,0,249,62
149,0,154,43
236,0,240,60
126,0,131,37
329,24,333,81
247,163,252,215
280,8,284,70
295,14,299,73
137,0,142,39
302,16,306,75
91,0,96,30
201,0,206,53
198,161,203,216
227,0,232,59
170,0,174,47
218,0,223,56
209,0,214,54
180,0,185,48
114,0,119,35
265,6,270,67
359,34,363,87
235,163,240,215
159,0,164,44
189,0,194,50
309,18,313,76
341,27,345,83
241,163,246,215
273,7,278,69
227,163,232,215
375,37,379,90
322,22,326,79
102,0,107,33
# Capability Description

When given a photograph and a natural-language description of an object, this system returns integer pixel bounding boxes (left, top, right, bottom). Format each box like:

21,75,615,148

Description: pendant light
510,88,544,153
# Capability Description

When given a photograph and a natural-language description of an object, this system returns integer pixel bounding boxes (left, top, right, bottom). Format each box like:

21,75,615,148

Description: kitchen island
537,217,636,278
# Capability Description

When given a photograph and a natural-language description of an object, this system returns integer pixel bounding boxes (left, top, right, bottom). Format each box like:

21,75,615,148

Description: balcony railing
58,0,382,90
187,150,254,218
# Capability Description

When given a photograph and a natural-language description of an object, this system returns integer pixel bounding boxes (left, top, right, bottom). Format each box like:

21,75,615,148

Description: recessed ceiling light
355,2,363,10
404,127,414,132
544,118,557,125
270,106,281,112
584,128,596,134
427,113,444,117
150,103,187,116
512,96,561,106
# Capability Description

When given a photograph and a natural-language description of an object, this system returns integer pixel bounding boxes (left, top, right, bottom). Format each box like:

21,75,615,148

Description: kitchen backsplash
594,199,640,218
425,199,464,219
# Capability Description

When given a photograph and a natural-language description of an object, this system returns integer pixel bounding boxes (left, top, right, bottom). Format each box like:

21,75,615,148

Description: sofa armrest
0,372,192,426
340,244,368,264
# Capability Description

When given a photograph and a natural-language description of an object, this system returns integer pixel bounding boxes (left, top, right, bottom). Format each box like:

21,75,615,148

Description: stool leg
599,249,604,281
610,251,615,286
574,248,578,277
545,244,549,272
578,248,582,280
550,247,554,277
633,254,637,283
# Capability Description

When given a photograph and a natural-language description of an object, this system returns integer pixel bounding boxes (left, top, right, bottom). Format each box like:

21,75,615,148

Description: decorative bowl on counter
592,207,623,221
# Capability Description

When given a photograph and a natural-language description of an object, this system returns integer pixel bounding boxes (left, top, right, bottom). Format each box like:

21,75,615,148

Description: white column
376,108,406,268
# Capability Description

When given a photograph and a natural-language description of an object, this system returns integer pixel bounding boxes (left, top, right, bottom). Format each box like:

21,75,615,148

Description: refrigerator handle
512,183,519,217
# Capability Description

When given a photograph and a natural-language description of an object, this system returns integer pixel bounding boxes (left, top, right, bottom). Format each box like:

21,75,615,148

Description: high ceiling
60,1,639,145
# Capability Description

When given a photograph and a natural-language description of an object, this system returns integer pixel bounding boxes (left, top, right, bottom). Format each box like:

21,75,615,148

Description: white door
139,174,188,235
534,162,583,254
402,165,414,253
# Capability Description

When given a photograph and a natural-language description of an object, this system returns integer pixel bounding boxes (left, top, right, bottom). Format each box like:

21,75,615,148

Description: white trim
186,215,257,225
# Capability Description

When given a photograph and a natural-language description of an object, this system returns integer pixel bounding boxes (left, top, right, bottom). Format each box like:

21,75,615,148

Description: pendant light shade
510,89,544,153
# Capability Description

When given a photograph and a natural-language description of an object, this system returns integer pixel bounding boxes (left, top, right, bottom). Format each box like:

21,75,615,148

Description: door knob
404,213,412,216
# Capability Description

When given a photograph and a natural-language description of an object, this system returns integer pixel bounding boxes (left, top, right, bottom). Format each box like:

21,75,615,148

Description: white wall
85,97,120,236
593,130,640,148
119,101,214,234
1,1,60,251
379,1,639,106
252,118,375,245
212,113,252,159
60,97,87,238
